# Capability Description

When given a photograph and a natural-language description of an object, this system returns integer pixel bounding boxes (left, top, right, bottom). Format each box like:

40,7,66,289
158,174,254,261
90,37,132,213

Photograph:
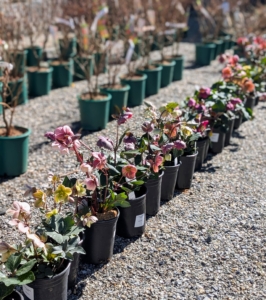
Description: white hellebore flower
0,62,13,71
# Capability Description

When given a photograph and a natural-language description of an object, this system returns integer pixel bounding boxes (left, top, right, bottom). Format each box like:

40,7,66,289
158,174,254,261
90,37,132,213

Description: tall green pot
51,59,73,88
0,126,31,176
27,67,53,97
0,82,2,115
214,40,223,57
78,92,111,131
100,84,130,119
158,61,176,88
137,65,162,96
195,43,215,66
120,74,147,107
59,37,77,60
10,50,28,75
26,46,43,67
170,55,184,81
74,55,93,81
7,76,28,105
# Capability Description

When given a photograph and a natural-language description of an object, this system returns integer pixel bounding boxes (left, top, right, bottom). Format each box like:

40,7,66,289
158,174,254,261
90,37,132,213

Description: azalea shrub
45,108,151,223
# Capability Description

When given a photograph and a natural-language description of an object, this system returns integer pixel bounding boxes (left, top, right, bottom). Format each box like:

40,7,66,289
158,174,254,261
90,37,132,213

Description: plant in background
45,108,150,222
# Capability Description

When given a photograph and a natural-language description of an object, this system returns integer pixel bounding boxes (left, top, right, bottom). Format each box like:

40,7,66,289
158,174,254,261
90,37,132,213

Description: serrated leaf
46,231,64,243
1,271,35,286
5,254,22,273
16,260,36,276
0,282,14,300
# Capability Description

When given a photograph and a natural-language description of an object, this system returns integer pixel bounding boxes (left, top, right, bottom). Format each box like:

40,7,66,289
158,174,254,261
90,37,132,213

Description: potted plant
45,108,149,259
0,176,85,300
0,65,31,176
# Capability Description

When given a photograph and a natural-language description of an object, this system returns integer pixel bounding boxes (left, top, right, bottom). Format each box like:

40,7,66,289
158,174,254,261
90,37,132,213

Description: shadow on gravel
200,162,221,173
259,105,266,109
29,141,49,153
232,131,246,139
228,143,241,152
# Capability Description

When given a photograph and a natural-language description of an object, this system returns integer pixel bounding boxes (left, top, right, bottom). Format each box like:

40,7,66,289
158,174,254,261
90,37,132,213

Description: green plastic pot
10,50,28,75
51,59,73,88
158,60,176,88
222,36,231,50
27,67,53,97
0,126,31,176
120,74,147,107
6,76,28,105
100,84,130,118
26,46,43,67
214,40,223,57
234,46,245,57
59,37,77,60
195,43,215,66
170,55,184,81
0,82,2,115
137,65,162,96
78,92,111,131
94,52,108,74
74,55,93,81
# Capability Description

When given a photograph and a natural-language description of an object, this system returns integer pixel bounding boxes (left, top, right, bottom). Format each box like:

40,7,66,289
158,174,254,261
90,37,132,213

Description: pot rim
120,73,147,81
93,207,120,224
27,67,53,74
77,91,112,102
99,83,131,92
137,65,163,72
0,126,31,140
182,151,198,158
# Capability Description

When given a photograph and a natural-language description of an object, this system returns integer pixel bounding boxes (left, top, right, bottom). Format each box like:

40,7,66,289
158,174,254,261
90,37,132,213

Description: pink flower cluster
226,98,242,111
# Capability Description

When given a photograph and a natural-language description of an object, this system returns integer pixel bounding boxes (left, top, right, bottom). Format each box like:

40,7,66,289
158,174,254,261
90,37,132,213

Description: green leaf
150,144,161,151
123,150,140,155
71,246,86,255
16,260,36,276
212,100,226,112
121,186,132,193
106,163,120,174
1,271,35,286
113,199,131,208
62,176,76,188
115,193,127,201
131,180,144,185
5,253,22,273
0,282,14,300
46,231,64,244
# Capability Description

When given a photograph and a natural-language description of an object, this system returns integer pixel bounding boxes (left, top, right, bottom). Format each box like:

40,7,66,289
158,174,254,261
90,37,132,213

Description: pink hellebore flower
229,55,239,65
26,233,45,249
123,133,136,144
218,54,227,64
92,152,107,170
173,140,186,150
122,165,137,179
150,155,164,173
141,121,154,133
124,143,135,151
6,201,30,221
188,98,196,107
230,98,242,106
84,176,99,191
199,87,211,99
226,102,235,111
97,136,114,151
197,120,209,133
161,143,174,155
117,108,133,125
80,163,93,174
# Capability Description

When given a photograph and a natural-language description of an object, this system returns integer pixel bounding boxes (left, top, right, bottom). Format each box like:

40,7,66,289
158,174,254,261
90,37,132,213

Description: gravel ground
1,43,266,299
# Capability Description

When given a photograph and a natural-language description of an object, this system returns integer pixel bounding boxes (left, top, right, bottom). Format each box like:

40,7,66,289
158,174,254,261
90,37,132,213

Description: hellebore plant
0,178,85,300
45,108,150,222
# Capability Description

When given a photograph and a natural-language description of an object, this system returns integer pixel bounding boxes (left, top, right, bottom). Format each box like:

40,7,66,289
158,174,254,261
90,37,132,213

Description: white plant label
23,285,34,300
91,7,108,32
128,191,136,200
0,62,13,71
134,214,145,228
210,133,219,143
55,17,75,29
125,39,135,65
165,22,187,29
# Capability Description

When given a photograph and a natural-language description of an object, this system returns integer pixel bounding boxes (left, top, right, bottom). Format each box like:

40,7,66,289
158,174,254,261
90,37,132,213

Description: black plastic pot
234,114,243,130
209,127,225,154
204,138,210,161
68,237,83,288
23,263,70,300
82,209,119,264
176,152,198,189
224,118,235,146
195,137,208,171
116,186,147,238
4,290,24,300
255,95,259,106
145,172,164,216
245,96,255,111
161,163,181,201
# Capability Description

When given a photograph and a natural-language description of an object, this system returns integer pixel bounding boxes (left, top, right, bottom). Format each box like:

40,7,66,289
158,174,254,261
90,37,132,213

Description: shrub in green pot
74,55,94,81
195,43,216,66
6,76,28,106
25,46,43,67
0,64,31,176
59,37,77,60
27,66,53,97
50,59,73,88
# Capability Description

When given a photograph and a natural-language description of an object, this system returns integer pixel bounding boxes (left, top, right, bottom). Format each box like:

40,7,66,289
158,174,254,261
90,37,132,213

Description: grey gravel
1,43,266,299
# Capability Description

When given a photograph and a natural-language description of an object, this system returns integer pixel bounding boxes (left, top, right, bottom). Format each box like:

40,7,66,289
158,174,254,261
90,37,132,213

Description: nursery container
4,290,24,300
51,59,73,88
100,84,130,118
116,186,147,238
214,40,223,57
27,67,53,97
7,76,28,105
10,49,28,75
145,172,164,216
74,55,93,81
120,74,147,107
78,92,111,131
68,237,83,288
245,96,255,111
234,113,243,130
195,43,215,66
137,65,162,96
204,138,210,161
195,137,208,171
0,126,31,176
82,209,119,264
255,95,259,106
158,60,176,88
26,46,43,67
171,55,184,81
222,35,231,51
23,263,70,300
59,37,77,60
161,163,181,201
94,52,108,74
224,117,235,146
176,152,198,189
209,127,226,154
0,82,3,115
